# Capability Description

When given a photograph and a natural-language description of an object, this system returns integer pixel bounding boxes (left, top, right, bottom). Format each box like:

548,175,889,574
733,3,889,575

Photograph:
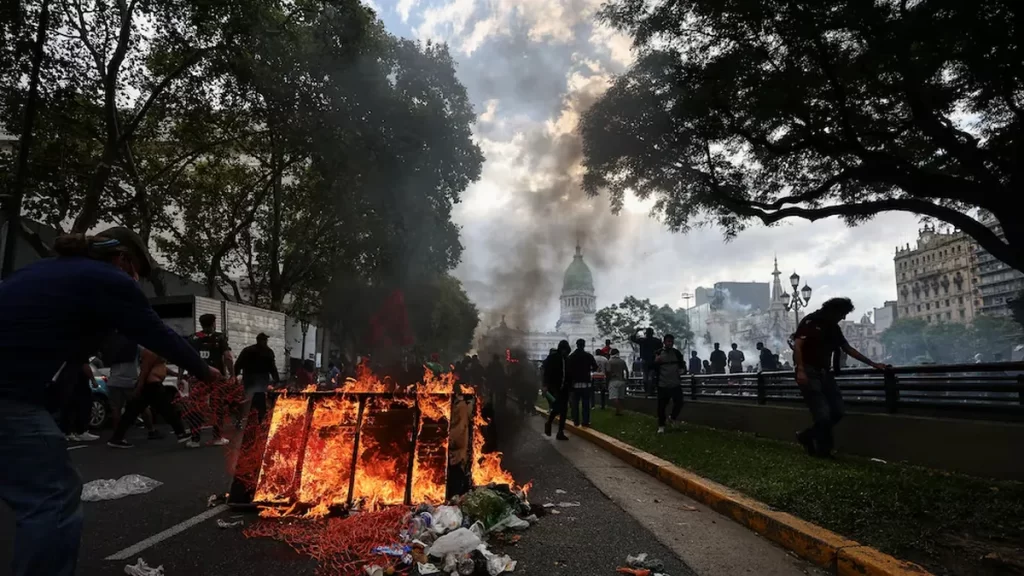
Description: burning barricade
228,366,534,575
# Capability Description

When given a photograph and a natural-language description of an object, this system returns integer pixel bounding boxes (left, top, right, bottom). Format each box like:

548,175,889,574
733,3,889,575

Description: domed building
480,245,603,362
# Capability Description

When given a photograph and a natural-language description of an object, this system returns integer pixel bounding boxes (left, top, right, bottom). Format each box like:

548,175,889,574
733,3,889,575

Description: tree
1011,291,1024,332
595,296,656,344
581,0,1024,272
880,318,929,365
651,304,694,351
971,315,1021,361
405,275,480,362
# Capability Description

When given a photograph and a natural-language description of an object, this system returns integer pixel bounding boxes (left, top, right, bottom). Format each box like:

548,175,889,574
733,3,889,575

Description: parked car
88,357,112,429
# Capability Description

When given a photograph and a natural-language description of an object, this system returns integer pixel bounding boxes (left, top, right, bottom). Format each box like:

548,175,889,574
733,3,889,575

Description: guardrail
624,362,1024,415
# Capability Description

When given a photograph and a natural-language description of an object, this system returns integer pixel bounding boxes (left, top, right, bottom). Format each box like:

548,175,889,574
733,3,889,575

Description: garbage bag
83,475,162,502
469,521,487,539
417,563,441,575
432,505,463,535
477,545,517,575
124,558,164,576
460,488,510,528
489,514,529,533
428,528,482,557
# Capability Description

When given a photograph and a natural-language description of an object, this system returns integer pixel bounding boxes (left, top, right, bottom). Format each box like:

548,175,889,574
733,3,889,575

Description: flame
245,365,520,519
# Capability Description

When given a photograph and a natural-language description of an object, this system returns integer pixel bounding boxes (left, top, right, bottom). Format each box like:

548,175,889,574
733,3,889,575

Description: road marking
105,504,229,561
67,445,88,451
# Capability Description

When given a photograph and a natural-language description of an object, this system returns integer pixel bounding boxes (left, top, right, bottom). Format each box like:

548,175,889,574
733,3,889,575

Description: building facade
974,214,1024,318
873,301,898,332
893,224,978,325
479,246,606,363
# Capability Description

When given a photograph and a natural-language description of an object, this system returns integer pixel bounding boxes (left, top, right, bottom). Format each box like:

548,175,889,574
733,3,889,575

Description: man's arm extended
841,343,886,370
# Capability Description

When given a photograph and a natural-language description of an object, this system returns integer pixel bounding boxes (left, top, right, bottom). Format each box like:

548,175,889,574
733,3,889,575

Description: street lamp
784,271,812,327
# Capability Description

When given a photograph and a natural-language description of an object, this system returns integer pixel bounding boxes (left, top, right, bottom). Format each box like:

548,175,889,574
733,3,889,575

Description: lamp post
783,271,813,327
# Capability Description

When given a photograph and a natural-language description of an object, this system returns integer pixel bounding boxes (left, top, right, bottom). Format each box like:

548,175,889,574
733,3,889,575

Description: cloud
396,0,418,22
392,0,912,331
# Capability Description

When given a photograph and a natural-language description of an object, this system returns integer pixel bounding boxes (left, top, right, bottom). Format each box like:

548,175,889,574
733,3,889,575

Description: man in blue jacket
0,227,218,576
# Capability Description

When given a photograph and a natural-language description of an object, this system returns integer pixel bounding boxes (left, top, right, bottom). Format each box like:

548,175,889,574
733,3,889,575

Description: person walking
630,327,661,394
605,348,629,416
728,343,745,373
709,342,727,374
654,334,685,433
101,332,161,439
543,340,571,440
107,349,190,448
567,339,599,427
0,228,217,576
233,333,280,425
57,363,99,442
688,351,702,377
793,297,887,458
184,313,234,448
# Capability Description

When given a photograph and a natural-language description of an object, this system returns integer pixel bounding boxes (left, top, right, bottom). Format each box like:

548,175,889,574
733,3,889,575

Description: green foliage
650,304,694,350
405,275,480,362
881,316,1023,364
581,0,1024,271
596,296,693,349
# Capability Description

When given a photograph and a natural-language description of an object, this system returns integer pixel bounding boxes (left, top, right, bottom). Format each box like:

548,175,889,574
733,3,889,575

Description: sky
366,0,926,332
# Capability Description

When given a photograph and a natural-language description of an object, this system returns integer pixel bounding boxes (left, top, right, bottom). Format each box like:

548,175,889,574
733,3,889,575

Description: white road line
105,504,229,561
67,445,88,451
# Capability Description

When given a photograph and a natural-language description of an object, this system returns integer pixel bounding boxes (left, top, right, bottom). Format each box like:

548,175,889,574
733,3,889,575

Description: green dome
562,246,594,293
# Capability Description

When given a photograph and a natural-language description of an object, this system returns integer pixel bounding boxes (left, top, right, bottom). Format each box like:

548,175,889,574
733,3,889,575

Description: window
917,305,922,312
945,312,951,320
945,299,950,307
960,310,965,319
926,303,930,310
958,296,963,304
927,315,932,322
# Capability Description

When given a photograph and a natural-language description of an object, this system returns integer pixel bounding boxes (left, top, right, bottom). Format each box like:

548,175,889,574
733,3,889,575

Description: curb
535,407,932,576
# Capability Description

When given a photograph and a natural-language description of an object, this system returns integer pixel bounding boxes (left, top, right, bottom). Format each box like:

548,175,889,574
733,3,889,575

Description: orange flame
471,397,516,488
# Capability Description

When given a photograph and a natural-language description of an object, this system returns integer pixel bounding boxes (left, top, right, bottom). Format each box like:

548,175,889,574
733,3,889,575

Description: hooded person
0,227,217,576
543,340,572,440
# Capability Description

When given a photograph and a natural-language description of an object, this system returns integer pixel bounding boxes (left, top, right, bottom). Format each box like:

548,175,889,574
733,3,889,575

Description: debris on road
679,505,698,512
207,494,219,507
82,475,162,502
624,553,667,574
123,558,164,576
870,458,888,464
217,518,244,529
556,501,580,507
555,489,566,494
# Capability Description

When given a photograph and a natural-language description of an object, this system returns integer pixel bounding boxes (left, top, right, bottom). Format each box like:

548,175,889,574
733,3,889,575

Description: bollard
756,372,767,405
883,369,900,413
690,374,698,399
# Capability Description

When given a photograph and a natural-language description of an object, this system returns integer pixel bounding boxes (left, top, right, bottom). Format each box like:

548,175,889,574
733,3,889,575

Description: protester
543,341,571,439
233,333,280,424
793,297,887,458
606,348,629,416
326,361,341,386
485,354,506,408
566,339,599,427
709,342,727,374
598,339,612,357
757,342,776,371
107,349,190,448
702,359,711,374
728,343,745,373
0,227,217,576
593,349,609,409
58,363,99,442
182,313,234,447
654,334,686,433
688,351,702,377
630,327,661,394
101,332,152,438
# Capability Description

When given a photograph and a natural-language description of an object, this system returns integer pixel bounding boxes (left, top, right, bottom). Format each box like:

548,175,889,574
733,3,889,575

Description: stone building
479,245,609,363
893,224,978,325
974,214,1024,318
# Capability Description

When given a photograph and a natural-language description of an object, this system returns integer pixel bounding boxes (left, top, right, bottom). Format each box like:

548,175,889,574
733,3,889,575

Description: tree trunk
269,149,284,311
2,0,51,278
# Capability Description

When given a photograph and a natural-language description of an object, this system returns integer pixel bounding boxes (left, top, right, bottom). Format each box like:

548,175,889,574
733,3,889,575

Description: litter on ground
217,519,244,529
82,475,162,502
123,558,164,576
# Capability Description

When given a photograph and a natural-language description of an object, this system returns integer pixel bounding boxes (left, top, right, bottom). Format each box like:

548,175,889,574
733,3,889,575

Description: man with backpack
654,334,686,434
184,314,234,447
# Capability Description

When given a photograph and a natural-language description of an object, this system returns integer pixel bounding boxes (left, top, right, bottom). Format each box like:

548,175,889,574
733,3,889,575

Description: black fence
625,362,1024,416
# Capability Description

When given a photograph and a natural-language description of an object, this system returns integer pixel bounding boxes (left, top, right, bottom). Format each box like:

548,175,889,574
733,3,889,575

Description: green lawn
587,409,1024,576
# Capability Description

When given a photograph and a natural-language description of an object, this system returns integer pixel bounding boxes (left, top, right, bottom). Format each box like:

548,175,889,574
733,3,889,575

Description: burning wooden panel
297,396,360,512
412,394,451,504
351,396,416,509
254,396,310,504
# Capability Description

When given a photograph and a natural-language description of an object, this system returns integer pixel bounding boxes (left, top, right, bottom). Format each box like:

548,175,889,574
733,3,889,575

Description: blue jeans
0,401,83,576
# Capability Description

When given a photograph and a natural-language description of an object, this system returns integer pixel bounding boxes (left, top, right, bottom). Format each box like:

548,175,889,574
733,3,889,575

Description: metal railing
625,362,1024,416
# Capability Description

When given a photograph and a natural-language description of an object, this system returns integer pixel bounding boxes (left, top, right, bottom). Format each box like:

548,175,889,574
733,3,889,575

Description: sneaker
657,427,666,434
176,433,191,444
77,431,100,441
66,434,79,442
796,430,815,456
544,421,552,437
210,437,230,447
107,439,133,449
556,433,569,441
186,439,202,449
147,430,164,440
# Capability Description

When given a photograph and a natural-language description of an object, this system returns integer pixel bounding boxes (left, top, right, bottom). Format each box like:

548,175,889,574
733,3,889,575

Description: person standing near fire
654,334,686,433
606,348,629,416
233,333,280,424
543,340,572,440
567,339,599,427
630,327,661,395
183,313,234,447
0,227,218,576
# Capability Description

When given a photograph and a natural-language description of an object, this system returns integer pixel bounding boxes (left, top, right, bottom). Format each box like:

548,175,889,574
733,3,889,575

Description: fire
243,365,520,518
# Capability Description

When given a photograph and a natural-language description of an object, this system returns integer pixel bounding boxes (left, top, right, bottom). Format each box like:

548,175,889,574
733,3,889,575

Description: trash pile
245,485,535,576
617,553,669,576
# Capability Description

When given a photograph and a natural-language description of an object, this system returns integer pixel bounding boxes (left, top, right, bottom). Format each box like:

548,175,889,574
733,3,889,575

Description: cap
256,333,269,341
95,226,154,278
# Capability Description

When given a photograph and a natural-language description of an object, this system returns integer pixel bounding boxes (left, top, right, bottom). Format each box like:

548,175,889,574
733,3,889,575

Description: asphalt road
1,406,698,576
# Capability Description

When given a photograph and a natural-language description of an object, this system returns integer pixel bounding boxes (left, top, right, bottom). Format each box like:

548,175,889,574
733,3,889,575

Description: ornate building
893,224,978,325
480,245,603,362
